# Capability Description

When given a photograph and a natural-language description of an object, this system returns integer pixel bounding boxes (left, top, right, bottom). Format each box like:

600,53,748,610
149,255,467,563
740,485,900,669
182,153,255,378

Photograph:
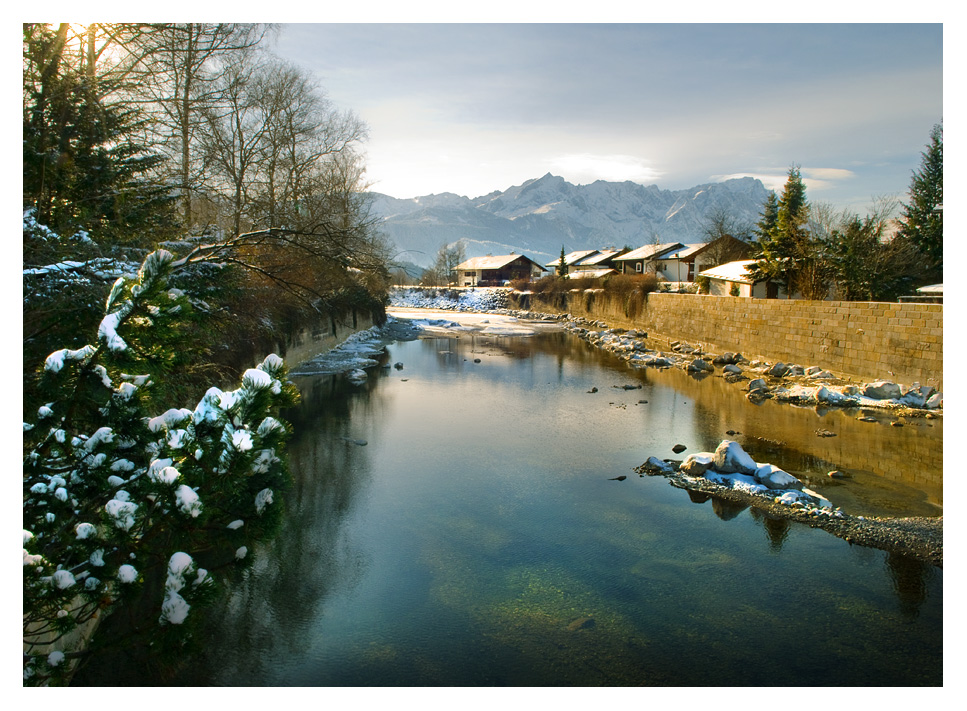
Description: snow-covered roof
917,284,943,294
566,268,617,279
456,254,544,271
664,244,704,260
575,249,624,266
547,250,599,267
697,259,757,284
614,243,686,262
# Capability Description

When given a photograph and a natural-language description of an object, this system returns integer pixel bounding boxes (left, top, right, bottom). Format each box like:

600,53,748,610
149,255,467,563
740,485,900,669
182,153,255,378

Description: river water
75,319,942,686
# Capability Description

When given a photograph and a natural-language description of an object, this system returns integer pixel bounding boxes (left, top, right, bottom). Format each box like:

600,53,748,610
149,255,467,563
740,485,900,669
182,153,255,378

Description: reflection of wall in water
656,366,942,509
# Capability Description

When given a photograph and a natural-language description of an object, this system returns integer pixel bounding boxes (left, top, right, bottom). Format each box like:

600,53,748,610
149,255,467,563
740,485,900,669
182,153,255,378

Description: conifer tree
557,245,567,277
898,123,943,280
750,166,827,297
22,24,176,251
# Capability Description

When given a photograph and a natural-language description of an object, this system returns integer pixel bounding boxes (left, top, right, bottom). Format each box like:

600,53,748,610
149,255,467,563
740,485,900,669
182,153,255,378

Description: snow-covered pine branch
23,250,297,686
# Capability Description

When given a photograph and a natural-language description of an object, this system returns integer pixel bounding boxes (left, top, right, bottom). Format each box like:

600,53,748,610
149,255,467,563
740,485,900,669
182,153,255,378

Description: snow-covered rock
863,381,902,400
713,440,757,475
681,452,715,477
754,463,804,490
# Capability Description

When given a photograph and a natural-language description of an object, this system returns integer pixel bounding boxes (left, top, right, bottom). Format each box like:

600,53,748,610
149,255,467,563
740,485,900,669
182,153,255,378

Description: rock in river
713,440,758,475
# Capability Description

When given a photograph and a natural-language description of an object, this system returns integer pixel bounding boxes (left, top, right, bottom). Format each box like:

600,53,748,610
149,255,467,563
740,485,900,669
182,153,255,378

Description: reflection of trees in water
885,552,936,620
159,380,375,685
748,507,791,551
681,484,937,613
710,497,747,521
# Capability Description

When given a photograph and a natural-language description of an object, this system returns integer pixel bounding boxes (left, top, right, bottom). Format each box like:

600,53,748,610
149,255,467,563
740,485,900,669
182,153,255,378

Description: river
73,315,942,686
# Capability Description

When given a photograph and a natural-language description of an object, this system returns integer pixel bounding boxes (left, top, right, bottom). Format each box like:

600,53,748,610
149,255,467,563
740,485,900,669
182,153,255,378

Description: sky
269,21,943,213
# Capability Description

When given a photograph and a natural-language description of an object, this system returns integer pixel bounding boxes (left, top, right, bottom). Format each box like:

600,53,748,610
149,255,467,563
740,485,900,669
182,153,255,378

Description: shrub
22,250,297,684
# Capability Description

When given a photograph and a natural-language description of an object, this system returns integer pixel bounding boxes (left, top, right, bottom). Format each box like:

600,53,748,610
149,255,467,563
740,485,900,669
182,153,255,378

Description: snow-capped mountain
370,174,771,268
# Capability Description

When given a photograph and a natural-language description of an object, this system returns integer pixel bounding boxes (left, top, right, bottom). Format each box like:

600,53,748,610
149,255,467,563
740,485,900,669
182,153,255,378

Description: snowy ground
288,309,560,378
388,308,562,337
389,286,510,311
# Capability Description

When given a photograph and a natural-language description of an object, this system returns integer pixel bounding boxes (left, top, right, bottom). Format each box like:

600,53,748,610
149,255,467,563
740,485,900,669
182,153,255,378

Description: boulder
786,365,805,376
808,370,835,380
755,464,803,490
926,392,943,409
686,358,713,373
713,440,758,475
723,364,743,375
767,362,789,377
640,456,674,474
747,378,768,393
863,381,902,400
712,352,736,365
672,444,687,454
680,452,715,477
899,384,935,408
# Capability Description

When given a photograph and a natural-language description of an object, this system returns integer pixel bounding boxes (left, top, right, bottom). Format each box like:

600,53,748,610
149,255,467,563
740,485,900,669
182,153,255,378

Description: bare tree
127,23,270,230
423,241,466,286
700,206,753,266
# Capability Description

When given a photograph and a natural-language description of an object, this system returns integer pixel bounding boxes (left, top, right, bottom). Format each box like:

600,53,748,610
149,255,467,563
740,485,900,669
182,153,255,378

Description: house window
635,263,642,273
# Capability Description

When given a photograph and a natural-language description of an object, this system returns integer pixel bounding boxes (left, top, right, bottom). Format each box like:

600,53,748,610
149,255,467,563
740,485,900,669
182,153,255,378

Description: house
546,250,599,276
899,284,943,303
547,248,629,277
655,236,754,282
612,243,685,277
697,259,794,298
696,260,758,296
454,253,547,287
570,249,628,272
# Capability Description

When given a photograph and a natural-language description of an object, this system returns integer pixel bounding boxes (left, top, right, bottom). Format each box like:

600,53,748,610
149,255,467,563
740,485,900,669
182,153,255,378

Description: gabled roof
697,259,757,284
455,254,546,271
575,249,625,266
669,235,753,261
613,242,686,262
547,250,599,267
663,244,705,260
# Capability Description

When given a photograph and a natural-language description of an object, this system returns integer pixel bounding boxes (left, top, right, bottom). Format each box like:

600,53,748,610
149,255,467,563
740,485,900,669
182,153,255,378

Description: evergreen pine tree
898,123,943,280
557,245,567,277
749,166,822,296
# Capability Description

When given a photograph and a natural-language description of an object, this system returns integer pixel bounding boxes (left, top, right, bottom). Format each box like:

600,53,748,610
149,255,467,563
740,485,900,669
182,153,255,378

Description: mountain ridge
370,174,771,268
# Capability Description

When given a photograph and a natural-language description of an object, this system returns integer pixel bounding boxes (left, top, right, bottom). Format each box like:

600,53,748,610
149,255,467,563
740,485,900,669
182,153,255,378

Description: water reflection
886,552,935,620
749,508,792,552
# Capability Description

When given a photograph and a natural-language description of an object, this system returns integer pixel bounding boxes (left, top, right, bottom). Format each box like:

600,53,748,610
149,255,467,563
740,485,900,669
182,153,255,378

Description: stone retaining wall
518,292,943,390
278,309,377,367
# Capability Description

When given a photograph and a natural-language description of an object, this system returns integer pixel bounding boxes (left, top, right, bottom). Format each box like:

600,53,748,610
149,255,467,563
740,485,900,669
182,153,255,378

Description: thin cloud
549,154,664,185
804,168,857,181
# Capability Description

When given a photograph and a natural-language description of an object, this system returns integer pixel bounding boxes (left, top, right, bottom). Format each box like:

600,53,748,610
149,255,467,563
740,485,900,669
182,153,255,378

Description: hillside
370,174,771,268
